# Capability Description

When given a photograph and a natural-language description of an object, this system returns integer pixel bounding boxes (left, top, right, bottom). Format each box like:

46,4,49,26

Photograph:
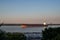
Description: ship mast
43,16,47,25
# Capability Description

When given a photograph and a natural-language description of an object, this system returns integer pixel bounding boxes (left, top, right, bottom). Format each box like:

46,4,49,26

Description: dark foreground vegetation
0,29,26,40
42,27,60,40
0,27,60,40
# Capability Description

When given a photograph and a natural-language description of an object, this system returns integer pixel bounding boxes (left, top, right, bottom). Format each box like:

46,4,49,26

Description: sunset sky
0,0,60,24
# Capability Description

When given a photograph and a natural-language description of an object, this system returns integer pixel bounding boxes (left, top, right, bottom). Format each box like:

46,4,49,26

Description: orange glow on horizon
21,25,27,28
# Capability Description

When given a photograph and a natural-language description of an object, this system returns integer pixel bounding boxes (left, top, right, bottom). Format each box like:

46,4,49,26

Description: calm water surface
0,25,60,32
0,26,44,32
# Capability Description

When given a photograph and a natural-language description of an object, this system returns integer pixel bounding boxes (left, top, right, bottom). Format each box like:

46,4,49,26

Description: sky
0,0,60,24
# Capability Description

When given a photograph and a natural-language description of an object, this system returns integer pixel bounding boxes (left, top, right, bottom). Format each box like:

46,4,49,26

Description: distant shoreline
0,24,60,26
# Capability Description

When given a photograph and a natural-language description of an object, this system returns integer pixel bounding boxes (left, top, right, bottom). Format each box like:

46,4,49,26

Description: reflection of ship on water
23,32,42,40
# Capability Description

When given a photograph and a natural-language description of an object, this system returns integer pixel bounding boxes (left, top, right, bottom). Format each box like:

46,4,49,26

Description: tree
42,27,60,40
0,29,6,40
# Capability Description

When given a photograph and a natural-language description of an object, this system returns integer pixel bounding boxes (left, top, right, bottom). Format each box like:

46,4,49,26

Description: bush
0,29,6,40
42,27,60,40
0,29,26,40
